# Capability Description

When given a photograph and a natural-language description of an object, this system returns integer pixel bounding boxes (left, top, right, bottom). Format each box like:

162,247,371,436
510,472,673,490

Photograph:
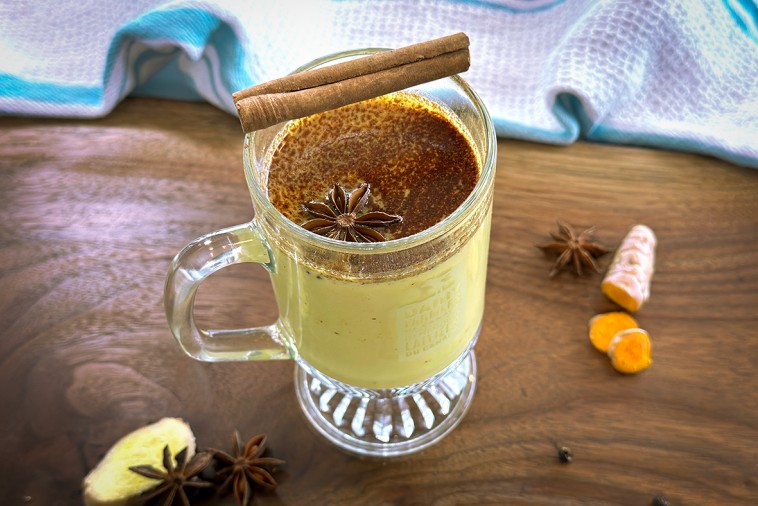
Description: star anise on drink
209,431,285,506
129,446,213,506
536,221,610,277
301,182,402,242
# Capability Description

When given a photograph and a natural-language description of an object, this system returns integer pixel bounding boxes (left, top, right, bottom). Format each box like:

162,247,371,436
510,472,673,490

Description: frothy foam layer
267,93,480,239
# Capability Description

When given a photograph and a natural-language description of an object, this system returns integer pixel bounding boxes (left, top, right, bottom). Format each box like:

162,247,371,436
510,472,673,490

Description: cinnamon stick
233,33,470,133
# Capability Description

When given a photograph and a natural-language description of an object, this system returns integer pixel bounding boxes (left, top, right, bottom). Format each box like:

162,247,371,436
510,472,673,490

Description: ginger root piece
607,328,652,374
82,417,196,506
588,311,639,353
601,224,657,313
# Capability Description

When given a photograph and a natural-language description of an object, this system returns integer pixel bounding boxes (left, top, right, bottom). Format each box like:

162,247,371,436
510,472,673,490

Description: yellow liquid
270,211,491,389
263,92,489,389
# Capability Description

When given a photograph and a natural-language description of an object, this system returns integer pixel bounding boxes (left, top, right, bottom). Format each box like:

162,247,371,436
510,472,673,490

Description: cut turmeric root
607,328,652,374
588,312,639,353
601,224,657,313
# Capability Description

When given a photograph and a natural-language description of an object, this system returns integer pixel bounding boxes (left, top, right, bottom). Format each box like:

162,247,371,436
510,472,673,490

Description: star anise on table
129,446,213,506
301,182,402,242
209,431,286,506
536,220,610,277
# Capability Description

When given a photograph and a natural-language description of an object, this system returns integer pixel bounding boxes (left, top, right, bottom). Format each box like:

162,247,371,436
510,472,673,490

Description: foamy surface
267,93,480,239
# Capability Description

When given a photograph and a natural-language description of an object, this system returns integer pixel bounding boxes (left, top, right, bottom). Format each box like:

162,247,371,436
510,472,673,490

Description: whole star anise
209,431,285,506
129,446,213,506
536,221,610,277
301,182,402,242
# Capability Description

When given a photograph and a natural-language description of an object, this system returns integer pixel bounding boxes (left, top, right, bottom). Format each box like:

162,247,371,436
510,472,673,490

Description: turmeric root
588,312,639,353
602,224,657,313
607,328,652,374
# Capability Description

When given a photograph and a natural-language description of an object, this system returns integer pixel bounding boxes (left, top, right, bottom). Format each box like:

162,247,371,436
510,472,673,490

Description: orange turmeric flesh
601,281,643,313
588,312,639,353
607,328,652,374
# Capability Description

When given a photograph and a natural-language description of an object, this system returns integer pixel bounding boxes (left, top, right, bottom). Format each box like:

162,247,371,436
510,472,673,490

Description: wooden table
1,98,756,505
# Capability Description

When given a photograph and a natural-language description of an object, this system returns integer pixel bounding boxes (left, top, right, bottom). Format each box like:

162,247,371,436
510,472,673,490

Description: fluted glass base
294,350,477,458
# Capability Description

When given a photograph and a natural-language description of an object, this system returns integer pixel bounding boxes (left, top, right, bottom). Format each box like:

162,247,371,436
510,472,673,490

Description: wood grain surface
0,98,756,506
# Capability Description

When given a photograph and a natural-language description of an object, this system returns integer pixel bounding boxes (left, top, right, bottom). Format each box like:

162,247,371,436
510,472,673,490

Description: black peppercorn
557,446,573,463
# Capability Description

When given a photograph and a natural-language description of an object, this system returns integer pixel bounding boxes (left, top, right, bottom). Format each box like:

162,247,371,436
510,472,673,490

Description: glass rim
244,47,497,254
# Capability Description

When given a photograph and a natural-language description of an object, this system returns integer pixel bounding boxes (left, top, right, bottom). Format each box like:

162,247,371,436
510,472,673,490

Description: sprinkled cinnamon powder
266,93,480,239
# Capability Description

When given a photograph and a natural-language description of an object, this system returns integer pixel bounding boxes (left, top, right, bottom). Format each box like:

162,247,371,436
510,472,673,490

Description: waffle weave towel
1,0,756,167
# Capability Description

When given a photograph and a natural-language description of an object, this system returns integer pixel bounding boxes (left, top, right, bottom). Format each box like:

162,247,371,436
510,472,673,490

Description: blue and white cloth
1,0,756,168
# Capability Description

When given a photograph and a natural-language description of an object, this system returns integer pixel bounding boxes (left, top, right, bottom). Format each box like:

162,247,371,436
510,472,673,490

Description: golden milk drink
265,93,489,389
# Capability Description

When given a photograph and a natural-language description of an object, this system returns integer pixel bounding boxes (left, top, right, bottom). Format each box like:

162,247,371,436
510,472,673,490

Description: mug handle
164,222,290,362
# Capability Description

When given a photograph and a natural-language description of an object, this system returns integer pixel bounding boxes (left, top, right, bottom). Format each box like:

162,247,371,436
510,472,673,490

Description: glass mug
165,49,496,457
